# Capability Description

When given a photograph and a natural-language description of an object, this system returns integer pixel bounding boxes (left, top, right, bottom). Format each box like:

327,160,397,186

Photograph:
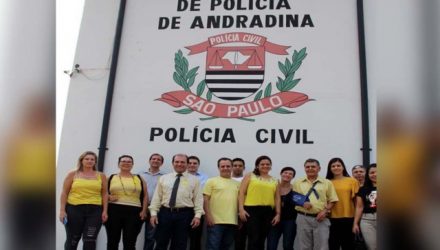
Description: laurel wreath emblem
172,48,308,121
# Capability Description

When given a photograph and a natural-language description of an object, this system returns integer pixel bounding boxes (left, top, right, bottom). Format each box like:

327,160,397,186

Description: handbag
353,232,368,250
291,182,318,206
291,191,309,206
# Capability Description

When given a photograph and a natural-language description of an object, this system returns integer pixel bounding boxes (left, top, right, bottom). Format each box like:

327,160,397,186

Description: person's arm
193,178,204,219
352,196,364,234
203,194,214,227
316,201,335,222
59,171,75,222
190,178,203,228
108,174,118,202
149,177,163,227
100,173,108,223
271,182,281,225
352,178,360,203
316,181,338,222
140,176,149,220
238,173,251,222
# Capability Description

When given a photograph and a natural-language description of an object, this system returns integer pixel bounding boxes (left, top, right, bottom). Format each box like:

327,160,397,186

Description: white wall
56,0,398,248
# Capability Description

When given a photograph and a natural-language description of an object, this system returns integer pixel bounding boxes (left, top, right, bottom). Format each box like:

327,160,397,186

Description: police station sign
63,0,367,173
56,1,371,248
158,0,314,30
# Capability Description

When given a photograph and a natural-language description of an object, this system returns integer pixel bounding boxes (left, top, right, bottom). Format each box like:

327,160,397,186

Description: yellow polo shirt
293,176,338,214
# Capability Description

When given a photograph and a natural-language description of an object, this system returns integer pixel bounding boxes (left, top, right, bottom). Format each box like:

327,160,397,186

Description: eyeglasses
120,161,133,163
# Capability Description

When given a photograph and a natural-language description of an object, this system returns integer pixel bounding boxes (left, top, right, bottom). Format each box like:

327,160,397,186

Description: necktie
169,173,182,208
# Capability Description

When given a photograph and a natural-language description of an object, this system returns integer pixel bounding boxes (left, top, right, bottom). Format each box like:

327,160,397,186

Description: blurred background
0,0,438,249
371,1,440,249
0,0,56,249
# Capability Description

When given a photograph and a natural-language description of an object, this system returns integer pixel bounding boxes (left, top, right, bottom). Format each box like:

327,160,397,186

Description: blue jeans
206,224,236,250
267,218,297,250
64,204,103,250
154,207,194,250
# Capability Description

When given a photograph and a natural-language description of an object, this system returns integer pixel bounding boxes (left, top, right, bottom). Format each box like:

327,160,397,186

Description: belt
161,206,193,213
297,211,318,217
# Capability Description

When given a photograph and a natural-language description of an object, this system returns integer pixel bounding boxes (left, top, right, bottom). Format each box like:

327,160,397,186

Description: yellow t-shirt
203,176,240,225
244,174,277,208
109,175,142,207
330,177,359,218
67,173,102,205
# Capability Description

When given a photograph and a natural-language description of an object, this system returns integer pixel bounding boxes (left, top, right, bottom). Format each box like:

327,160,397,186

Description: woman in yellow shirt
59,151,108,250
238,155,280,250
325,157,359,250
105,155,148,250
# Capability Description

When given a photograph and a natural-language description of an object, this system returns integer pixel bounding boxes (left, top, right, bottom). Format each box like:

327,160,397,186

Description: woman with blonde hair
59,151,108,250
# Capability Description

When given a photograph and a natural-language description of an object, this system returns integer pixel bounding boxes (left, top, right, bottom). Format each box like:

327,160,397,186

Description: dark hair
172,153,188,163
326,157,350,179
253,155,272,176
217,157,232,168
304,158,320,166
351,164,366,172
364,163,377,188
280,166,296,176
118,155,134,164
77,151,98,171
232,158,245,167
188,155,200,164
149,153,164,163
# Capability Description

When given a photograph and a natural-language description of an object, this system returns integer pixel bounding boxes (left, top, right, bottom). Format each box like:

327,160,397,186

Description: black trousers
244,206,274,250
105,203,143,250
234,222,247,250
189,215,204,250
329,217,354,250
64,204,103,250
154,207,194,250
9,194,53,250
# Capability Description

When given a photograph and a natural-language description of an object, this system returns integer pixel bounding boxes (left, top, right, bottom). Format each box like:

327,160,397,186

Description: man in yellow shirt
292,158,338,250
203,157,240,250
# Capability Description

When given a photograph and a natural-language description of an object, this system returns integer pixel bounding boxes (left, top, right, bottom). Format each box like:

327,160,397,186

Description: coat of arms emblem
206,46,265,100
157,32,311,121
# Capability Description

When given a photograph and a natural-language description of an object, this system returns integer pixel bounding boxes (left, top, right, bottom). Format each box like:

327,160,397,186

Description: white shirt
149,172,204,218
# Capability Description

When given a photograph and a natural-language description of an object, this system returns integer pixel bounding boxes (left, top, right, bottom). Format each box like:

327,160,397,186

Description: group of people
59,151,377,250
